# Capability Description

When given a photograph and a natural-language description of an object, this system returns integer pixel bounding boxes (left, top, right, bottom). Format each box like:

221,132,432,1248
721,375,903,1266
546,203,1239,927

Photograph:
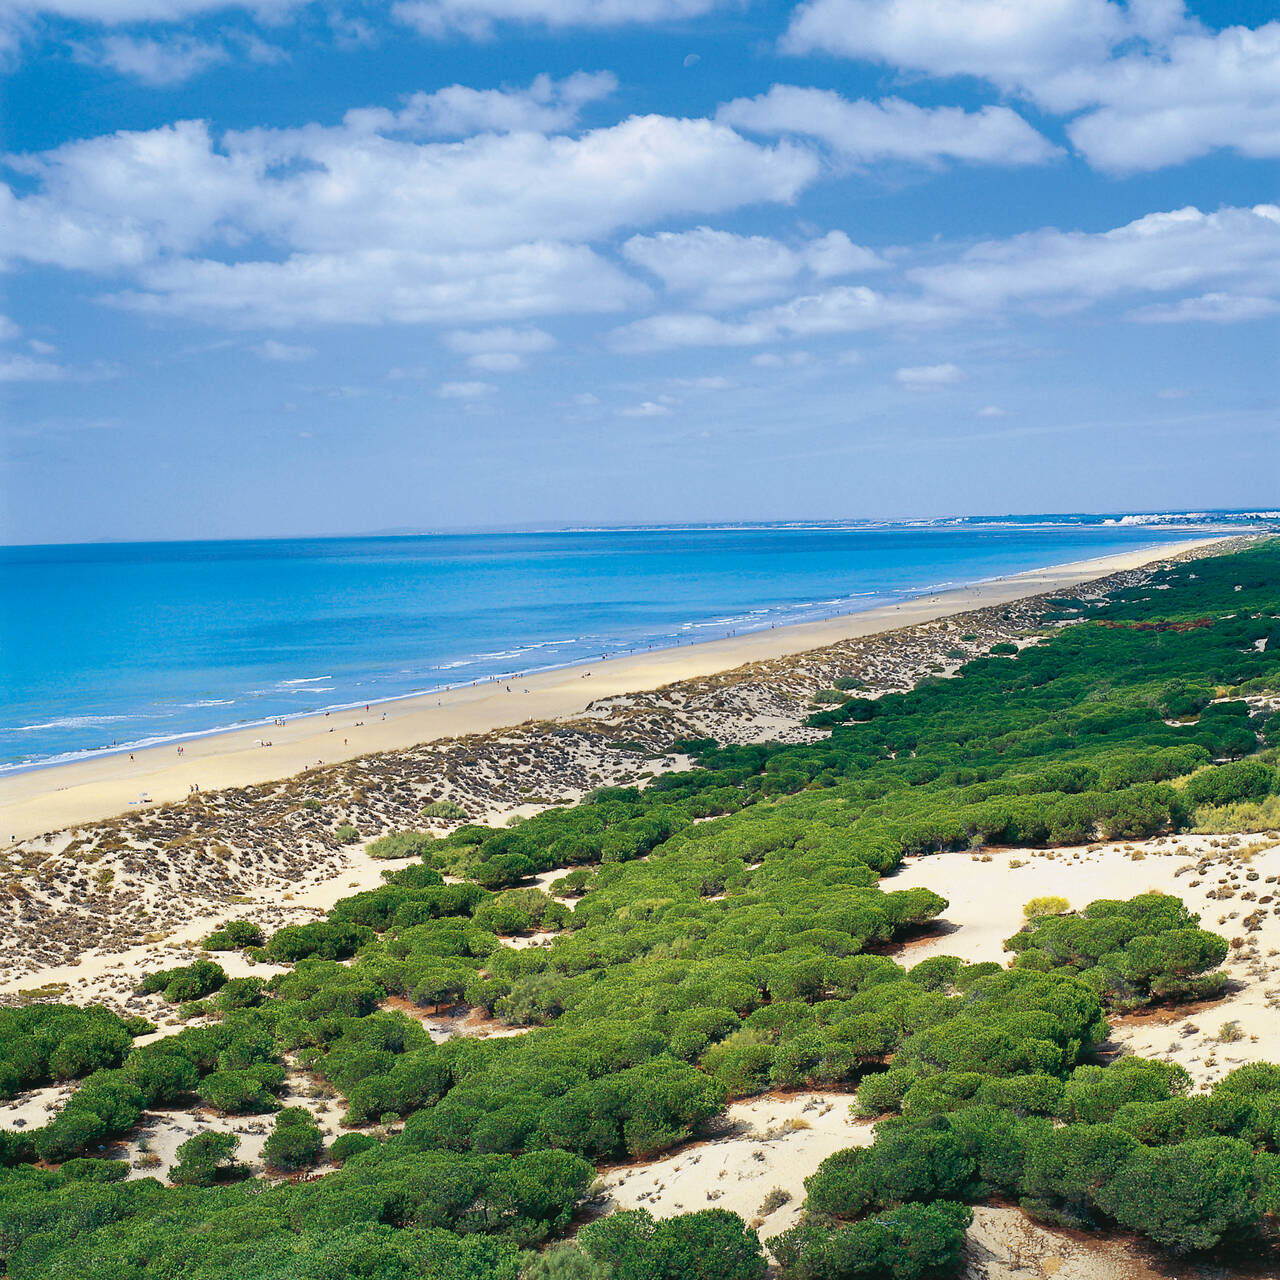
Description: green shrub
138,959,228,1003
329,1132,380,1164
770,1200,973,1280
170,1131,242,1186
202,920,265,950
579,1208,766,1280
263,1106,326,1172
59,1157,130,1183
367,830,437,859
422,800,468,821
197,1068,280,1114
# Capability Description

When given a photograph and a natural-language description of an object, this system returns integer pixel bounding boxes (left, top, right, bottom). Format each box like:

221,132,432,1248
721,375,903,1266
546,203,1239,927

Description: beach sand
0,537,1222,844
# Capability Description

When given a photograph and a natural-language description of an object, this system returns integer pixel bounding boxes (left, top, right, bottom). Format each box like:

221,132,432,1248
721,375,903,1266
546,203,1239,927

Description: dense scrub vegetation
1,541,1279,1277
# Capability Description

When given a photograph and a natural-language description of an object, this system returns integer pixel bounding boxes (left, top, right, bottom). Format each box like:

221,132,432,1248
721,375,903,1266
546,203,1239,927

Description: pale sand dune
599,1092,873,1240
888,835,1280,1088
0,539,1219,843
0,838,388,1009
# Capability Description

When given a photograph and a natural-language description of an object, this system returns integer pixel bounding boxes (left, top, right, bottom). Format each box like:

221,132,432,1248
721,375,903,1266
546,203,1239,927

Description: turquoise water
0,520,1226,770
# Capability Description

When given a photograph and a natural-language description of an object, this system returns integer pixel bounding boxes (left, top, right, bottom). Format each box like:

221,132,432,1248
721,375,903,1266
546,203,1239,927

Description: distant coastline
0,535,1226,843
0,519,1248,776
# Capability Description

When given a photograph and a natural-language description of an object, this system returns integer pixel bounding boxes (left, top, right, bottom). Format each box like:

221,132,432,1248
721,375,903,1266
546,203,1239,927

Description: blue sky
1,0,1277,543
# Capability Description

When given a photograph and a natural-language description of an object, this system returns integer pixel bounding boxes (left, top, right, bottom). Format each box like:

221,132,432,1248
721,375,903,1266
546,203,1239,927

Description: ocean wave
9,714,133,732
279,675,333,686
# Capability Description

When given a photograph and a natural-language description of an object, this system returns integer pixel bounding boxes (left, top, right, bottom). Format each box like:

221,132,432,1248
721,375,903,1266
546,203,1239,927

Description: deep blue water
0,520,1237,770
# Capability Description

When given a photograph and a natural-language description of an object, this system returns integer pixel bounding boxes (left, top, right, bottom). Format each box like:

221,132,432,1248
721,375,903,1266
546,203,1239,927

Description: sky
0,0,1277,543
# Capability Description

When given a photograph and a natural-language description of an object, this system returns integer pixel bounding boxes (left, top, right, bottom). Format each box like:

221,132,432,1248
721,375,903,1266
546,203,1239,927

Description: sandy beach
0,537,1221,844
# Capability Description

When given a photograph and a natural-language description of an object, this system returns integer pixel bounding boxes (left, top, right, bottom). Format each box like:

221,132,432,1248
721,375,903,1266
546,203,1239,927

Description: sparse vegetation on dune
1,540,1279,1277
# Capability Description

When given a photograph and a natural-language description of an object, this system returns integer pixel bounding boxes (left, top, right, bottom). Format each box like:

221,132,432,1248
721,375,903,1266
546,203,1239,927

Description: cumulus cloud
343,72,617,138
618,399,673,417
105,244,645,328
718,86,1058,167
611,283,953,352
1128,293,1280,324
1056,22,1280,172
444,326,556,372
613,201,1280,354
780,0,1280,173
438,379,496,398
392,0,725,40
0,351,68,381
896,362,962,386
0,0,296,20
2,113,816,262
782,0,1139,83
911,204,1280,314
83,34,229,84
2,108,816,327
621,226,884,308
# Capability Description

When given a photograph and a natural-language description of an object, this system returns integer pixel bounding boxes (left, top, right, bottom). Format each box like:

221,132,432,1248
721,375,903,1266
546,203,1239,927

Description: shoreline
0,536,1224,843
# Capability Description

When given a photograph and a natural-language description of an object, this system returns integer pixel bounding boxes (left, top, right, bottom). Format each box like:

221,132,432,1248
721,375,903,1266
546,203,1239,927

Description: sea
1,514,1271,773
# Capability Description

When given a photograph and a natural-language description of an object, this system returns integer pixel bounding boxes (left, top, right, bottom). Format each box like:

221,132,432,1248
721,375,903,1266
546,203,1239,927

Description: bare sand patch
599,1091,872,1239
887,834,1280,1088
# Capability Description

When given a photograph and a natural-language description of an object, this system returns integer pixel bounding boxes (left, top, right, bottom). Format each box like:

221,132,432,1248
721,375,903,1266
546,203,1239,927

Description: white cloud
622,226,883,308
896,362,962,386
751,350,813,367
1058,23,1280,172
976,404,1007,417
611,313,775,352
618,399,673,417
613,201,1280,355
343,72,617,138
445,327,556,372
253,338,315,361
444,325,556,354
1127,292,1280,324
0,352,67,381
466,351,527,372
392,0,725,40
718,86,1058,167
438,379,496,398
3,109,817,327
106,244,645,328
782,0,1139,83
1,0,296,20
910,204,1280,315
0,315,20,341
780,0,1280,173
85,35,229,85
612,280,958,352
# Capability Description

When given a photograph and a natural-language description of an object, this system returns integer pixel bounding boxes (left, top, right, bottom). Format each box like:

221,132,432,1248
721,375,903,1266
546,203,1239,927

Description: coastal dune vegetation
1,542,1280,1277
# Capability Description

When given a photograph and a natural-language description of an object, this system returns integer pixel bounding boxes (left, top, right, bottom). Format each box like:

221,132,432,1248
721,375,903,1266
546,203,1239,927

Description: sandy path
0,539,1220,843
